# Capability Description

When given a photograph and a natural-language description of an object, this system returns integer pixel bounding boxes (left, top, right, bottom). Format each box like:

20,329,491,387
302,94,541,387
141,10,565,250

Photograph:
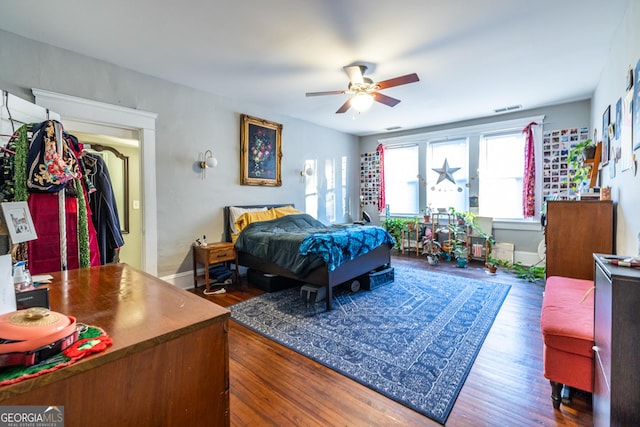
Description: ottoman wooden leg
550,381,563,409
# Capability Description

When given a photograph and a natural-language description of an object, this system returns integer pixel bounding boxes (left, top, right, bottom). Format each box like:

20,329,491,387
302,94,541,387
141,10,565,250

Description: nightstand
192,242,239,293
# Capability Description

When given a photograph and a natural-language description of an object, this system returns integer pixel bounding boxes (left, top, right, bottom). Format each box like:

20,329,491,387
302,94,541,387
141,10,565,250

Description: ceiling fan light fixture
350,93,374,112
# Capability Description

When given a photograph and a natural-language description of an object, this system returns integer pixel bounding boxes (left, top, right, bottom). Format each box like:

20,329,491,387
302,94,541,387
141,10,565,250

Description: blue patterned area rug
230,266,510,424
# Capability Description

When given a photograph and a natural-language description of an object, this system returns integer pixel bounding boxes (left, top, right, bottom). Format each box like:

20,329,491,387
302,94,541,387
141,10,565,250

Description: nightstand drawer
208,249,234,261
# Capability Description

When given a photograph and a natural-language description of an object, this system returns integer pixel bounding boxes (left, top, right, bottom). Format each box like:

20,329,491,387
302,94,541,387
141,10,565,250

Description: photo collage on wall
360,151,380,206
542,127,589,199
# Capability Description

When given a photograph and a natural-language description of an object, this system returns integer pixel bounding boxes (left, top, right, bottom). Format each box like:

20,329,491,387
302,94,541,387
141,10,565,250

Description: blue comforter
234,214,395,277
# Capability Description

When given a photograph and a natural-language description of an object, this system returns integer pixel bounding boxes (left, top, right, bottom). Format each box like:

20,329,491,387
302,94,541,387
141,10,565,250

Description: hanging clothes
82,150,124,265
27,120,79,193
0,120,102,273
65,132,101,268
27,192,83,274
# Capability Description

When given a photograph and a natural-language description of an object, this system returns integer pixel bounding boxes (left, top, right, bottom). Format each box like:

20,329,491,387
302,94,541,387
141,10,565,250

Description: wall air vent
493,104,522,113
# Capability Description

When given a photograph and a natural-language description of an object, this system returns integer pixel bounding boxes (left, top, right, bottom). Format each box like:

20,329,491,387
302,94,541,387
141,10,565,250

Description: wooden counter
0,264,230,427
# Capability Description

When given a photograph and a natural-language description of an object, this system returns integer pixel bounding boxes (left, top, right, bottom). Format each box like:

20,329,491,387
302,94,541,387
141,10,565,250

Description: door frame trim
33,88,158,275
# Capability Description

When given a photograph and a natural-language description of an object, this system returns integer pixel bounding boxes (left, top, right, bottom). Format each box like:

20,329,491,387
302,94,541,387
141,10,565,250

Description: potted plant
382,217,420,251
447,221,467,267
426,252,439,265
485,254,499,274
453,242,467,268
382,217,405,250
421,227,442,265
421,204,433,223
567,139,596,191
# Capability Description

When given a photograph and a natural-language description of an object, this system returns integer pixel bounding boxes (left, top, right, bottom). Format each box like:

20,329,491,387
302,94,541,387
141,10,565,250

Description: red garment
27,192,101,275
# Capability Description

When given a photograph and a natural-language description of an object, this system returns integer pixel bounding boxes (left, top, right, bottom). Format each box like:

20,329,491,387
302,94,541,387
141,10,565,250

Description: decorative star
432,158,460,185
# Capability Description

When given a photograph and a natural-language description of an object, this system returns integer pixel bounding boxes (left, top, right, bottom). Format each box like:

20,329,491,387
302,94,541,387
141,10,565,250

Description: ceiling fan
305,65,419,114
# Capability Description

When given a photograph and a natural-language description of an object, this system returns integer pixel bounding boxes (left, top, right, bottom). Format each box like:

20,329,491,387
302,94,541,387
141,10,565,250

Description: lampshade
206,156,218,168
350,93,374,112
199,149,217,179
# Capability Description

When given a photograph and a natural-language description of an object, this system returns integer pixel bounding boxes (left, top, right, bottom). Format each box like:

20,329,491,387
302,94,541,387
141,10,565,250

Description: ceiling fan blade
376,73,419,90
373,92,401,107
336,98,353,114
306,90,347,97
344,65,365,85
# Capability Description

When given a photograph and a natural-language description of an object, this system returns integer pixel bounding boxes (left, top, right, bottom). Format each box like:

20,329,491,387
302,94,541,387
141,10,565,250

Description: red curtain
522,122,538,218
376,144,385,213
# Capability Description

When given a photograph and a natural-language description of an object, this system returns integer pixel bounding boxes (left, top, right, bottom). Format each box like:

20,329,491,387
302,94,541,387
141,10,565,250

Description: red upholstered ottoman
540,276,594,409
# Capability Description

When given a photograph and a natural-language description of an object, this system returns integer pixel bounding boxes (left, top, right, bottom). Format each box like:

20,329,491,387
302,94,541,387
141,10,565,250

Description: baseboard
161,266,248,290
160,270,193,290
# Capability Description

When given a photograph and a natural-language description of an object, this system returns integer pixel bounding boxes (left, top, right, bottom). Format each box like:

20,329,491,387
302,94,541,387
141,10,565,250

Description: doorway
33,88,159,275
73,131,142,270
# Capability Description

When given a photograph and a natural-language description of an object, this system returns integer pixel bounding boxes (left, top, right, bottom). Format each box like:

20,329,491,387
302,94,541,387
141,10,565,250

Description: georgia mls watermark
0,406,64,427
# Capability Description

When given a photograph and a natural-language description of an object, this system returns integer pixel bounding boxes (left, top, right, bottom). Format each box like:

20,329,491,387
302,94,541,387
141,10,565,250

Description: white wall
592,0,640,257
0,30,359,277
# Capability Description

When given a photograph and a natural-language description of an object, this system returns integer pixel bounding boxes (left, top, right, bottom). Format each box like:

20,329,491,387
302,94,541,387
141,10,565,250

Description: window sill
493,219,543,232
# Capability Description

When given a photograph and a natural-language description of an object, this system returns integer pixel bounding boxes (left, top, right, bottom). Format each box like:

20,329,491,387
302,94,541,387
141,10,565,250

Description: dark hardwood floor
191,254,593,426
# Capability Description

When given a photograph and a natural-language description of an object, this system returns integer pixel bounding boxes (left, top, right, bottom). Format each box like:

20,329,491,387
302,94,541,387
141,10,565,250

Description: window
379,115,543,223
383,145,419,215
426,139,468,213
478,132,525,219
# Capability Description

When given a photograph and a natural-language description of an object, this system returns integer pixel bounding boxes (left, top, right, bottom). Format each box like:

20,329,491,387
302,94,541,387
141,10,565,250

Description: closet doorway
34,88,158,276
73,131,142,270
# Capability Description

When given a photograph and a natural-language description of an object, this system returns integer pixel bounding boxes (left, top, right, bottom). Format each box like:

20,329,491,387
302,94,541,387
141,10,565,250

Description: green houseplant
447,221,467,267
485,253,499,274
421,204,433,222
382,217,405,250
383,217,420,250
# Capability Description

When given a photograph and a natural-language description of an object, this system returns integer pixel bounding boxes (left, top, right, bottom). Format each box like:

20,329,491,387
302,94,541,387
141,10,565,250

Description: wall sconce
199,149,218,179
300,166,314,177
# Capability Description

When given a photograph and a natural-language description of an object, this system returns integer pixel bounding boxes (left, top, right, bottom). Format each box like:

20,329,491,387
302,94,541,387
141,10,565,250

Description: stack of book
578,187,601,200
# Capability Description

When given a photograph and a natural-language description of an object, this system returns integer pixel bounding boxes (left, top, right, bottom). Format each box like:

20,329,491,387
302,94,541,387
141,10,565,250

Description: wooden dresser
0,264,230,427
545,200,614,280
593,254,640,427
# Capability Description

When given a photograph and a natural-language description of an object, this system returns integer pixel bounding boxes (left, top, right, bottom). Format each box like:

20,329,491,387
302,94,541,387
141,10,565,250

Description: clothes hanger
2,90,30,128
0,136,17,154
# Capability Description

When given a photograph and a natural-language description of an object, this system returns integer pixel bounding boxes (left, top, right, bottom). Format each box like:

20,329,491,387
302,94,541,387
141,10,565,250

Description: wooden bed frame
224,204,391,310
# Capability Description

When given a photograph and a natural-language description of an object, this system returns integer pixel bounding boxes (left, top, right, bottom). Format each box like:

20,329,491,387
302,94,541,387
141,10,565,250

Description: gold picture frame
240,114,282,186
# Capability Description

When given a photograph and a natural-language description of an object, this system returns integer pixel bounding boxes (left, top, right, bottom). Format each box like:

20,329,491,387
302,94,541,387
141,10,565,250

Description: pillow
228,206,267,234
272,205,302,217
234,209,278,233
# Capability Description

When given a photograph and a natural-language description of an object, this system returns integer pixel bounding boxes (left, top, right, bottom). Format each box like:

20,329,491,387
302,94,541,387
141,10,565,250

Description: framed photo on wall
1,201,37,244
240,114,282,186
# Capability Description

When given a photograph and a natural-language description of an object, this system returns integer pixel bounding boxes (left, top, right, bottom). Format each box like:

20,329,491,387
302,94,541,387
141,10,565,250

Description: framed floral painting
240,114,282,186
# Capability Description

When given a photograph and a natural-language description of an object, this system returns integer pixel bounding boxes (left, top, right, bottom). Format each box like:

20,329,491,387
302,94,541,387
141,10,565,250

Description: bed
224,204,394,310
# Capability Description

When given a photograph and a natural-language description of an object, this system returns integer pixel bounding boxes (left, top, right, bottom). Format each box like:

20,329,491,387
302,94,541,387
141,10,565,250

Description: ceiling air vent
385,126,402,131
493,104,522,113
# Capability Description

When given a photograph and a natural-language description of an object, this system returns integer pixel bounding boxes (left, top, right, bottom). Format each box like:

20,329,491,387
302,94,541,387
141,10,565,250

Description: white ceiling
0,0,630,136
